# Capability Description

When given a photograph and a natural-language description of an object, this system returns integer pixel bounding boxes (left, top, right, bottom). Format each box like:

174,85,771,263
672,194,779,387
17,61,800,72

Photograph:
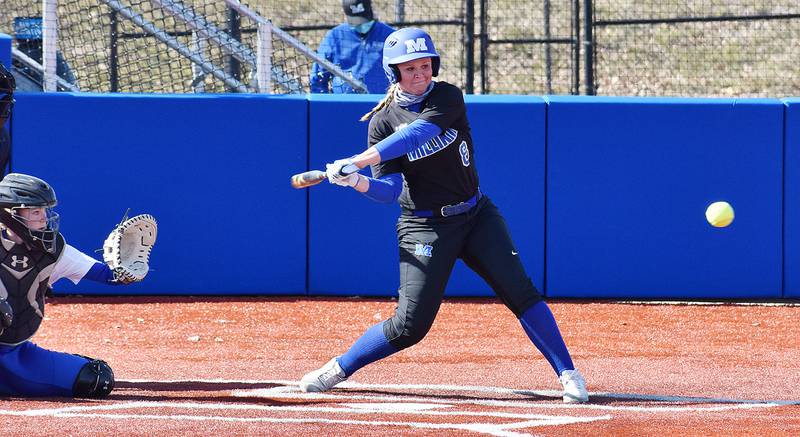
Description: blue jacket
310,21,395,94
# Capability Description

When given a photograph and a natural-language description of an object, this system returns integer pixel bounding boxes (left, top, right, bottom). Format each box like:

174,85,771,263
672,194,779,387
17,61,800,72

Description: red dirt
1,296,798,436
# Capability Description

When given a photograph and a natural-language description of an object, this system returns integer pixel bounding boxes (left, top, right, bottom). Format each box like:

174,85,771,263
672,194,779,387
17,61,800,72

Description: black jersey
369,81,479,211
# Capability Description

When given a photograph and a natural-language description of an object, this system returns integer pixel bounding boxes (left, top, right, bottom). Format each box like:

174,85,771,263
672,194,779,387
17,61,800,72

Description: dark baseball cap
342,0,373,26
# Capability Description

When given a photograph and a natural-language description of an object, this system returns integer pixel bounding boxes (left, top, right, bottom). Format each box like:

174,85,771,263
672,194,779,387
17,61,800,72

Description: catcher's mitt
103,213,157,284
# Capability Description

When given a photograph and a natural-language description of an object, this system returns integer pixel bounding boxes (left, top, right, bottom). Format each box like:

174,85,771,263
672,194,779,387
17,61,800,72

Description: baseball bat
290,162,360,189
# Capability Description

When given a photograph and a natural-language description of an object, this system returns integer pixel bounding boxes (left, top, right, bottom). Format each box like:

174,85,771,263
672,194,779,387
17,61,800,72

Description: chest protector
0,233,64,345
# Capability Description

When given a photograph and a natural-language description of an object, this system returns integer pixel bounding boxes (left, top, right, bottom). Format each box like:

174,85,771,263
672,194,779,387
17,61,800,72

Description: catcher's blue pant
384,196,542,350
0,341,89,397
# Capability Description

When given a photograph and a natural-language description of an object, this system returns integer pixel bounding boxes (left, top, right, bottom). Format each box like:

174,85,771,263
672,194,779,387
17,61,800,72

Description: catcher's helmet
0,173,60,253
382,27,440,84
0,63,14,123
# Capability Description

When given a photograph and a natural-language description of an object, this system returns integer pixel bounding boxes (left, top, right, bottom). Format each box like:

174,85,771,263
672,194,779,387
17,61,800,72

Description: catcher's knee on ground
72,358,115,398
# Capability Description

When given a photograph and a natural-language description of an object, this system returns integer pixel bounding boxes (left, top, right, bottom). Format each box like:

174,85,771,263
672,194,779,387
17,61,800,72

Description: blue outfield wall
12,92,308,295
8,92,793,298
784,98,800,298
451,95,546,296
307,94,400,296
546,96,784,299
308,94,546,297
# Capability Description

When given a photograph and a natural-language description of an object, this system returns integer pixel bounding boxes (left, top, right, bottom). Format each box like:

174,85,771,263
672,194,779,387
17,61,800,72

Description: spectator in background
310,0,395,94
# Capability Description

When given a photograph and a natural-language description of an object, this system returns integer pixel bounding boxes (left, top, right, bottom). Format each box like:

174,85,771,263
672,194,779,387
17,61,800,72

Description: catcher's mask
0,63,15,123
0,173,60,253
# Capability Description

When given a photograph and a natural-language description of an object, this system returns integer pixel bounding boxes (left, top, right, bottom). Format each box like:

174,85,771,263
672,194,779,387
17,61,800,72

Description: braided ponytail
360,83,397,122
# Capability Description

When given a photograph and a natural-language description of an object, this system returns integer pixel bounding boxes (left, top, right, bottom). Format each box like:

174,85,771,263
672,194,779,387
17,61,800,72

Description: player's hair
360,83,398,122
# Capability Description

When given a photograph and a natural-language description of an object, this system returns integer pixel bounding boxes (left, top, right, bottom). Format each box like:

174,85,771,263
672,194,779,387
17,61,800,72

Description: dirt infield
1,296,798,436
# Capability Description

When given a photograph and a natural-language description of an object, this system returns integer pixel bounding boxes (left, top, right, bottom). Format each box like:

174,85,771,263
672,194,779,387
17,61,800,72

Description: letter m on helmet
382,28,441,83
404,38,428,54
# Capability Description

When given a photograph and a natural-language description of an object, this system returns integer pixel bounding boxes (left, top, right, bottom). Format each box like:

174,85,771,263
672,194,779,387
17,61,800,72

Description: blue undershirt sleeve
372,119,442,162
362,172,402,204
83,262,119,285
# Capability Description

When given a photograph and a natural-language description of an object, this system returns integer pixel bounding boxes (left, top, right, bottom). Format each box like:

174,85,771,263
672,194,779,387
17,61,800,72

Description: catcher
0,173,157,398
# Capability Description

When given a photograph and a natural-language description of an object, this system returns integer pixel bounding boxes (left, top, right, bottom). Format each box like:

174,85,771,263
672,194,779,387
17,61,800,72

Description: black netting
483,0,577,94
1,1,798,96
592,1,800,97
269,0,468,92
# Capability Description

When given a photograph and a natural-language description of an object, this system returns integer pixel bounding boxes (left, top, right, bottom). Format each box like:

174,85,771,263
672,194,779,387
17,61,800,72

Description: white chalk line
117,377,800,410
0,410,608,437
2,379,796,436
0,400,609,437
234,390,795,413
4,399,603,421
610,300,800,307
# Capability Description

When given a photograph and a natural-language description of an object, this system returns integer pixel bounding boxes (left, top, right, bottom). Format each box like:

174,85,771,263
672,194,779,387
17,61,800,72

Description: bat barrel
291,170,327,189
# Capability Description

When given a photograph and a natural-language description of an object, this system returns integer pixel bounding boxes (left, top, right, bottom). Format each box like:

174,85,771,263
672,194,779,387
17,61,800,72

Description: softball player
301,27,588,403
0,69,126,398
0,173,130,397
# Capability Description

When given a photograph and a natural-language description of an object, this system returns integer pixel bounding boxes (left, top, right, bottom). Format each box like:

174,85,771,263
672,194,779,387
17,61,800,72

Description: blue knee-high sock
337,322,398,377
519,301,575,376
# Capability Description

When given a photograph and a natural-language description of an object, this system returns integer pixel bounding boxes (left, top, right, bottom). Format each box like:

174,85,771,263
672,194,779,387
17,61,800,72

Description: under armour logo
10,255,28,269
415,243,433,257
405,38,428,54
349,3,366,14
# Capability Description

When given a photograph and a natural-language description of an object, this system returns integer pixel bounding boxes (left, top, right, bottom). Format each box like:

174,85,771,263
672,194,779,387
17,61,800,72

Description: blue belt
410,190,482,218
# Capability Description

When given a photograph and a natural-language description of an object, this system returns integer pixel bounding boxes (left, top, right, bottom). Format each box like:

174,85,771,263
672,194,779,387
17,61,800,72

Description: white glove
326,159,359,187
103,214,158,284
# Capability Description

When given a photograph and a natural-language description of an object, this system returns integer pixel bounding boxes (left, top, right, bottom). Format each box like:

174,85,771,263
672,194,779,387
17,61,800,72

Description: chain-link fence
270,1,469,92
481,1,579,94
267,0,578,94
591,1,800,97
1,1,799,96
0,0,470,94
2,0,335,93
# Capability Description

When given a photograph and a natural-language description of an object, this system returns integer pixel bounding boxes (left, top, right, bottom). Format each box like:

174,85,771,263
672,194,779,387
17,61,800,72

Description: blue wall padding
307,95,546,297
784,99,800,298
307,94,400,296
12,92,308,295
546,96,783,299
449,95,546,296
0,33,10,68
8,92,792,299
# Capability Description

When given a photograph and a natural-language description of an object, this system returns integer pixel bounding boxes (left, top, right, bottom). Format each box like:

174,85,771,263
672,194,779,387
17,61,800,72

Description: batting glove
326,159,359,187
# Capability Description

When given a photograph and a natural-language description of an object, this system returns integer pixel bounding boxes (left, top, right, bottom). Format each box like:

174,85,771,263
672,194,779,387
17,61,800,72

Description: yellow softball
705,201,735,228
